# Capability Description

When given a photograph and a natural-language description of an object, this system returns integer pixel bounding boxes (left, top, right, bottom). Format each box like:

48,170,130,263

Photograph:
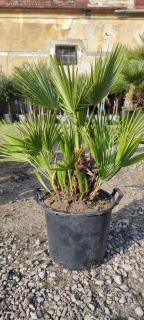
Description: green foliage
111,35,144,105
0,74,19,104
1,46,144,199
87,45,124,106
1,110,144,198
82,111,144,184
14,62,57,109
50,58,90,115
15,46,124,115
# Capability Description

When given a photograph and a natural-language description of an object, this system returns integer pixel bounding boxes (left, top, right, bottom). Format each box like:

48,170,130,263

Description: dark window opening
55,45,77,65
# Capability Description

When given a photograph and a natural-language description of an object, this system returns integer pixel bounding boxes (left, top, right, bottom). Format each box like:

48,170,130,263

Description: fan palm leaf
50,57,90,115
14,62,57,109
82,111,144,186
87,45,124,105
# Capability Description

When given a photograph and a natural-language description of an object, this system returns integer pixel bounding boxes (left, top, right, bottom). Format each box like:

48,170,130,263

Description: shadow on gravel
114,317,128,320
105,198,144,263
0,161,40,206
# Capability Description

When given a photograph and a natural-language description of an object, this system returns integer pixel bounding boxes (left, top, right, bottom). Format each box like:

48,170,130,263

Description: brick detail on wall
135,0,144,7
0,0,128,9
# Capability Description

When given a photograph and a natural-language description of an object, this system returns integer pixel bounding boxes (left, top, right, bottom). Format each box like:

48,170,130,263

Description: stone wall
0,1,130,9
88,1,127,6
0,2,143,74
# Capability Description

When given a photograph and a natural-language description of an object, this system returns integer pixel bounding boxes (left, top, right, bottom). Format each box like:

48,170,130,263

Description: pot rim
36,188,123,218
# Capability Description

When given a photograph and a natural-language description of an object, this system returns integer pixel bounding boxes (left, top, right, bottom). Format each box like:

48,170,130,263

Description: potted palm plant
111,35,144,117
1,46,144,270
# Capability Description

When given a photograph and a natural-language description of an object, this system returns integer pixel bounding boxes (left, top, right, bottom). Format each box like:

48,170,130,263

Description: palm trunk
124,85,135,109
8,101,11,114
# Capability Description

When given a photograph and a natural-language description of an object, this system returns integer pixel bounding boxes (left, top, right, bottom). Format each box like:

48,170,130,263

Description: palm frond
50,57,90,114
82,111,144,185
14,62,57,109
87,45,124,105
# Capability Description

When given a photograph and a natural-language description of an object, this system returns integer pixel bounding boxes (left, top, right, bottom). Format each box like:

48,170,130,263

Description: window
55,45,77,65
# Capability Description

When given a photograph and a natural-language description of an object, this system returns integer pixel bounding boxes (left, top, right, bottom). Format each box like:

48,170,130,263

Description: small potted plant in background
15,100,28,122
0,74,19,123
1,46,144,270
110,34,144,120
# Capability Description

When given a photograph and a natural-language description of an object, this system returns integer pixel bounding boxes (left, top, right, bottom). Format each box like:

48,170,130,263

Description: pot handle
34,188,44,204
111,188,124,206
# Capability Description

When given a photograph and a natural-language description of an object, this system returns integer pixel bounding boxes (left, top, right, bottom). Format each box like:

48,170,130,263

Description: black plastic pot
16,114,26,122
3,114,16,123
122,108,144,120
36,188,123,270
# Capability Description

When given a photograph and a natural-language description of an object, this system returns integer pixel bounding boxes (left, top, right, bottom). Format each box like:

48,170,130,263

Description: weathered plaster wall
88,0,135,8
0,0,130,9
0,8,144,74
88,1,127,6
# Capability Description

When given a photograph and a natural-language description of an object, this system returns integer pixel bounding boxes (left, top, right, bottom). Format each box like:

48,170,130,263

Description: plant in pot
0,74,19,123
1,46,144,270
15,100,26,122
111,35,144,118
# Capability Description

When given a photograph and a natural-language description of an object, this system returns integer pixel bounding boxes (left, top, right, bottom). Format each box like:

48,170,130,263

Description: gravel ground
0,148,144,320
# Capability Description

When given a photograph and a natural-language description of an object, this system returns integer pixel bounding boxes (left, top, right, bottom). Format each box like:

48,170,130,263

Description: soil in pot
44,189,111,214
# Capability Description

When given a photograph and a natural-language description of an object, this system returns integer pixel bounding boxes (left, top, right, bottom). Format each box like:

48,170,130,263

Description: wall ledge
115,8,144,13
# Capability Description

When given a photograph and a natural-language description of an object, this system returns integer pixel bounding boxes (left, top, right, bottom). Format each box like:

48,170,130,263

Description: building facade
0,1,144,74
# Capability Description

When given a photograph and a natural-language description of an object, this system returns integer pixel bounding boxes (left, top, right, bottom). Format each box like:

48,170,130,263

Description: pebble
84,296,92,305
38,271,45,280
22,298,29,308
105,307,110,315
114,275,122,285
48,309,54,315
123,263,132,271
84,316,93,320
36,310,44,318
54,295,60,302
88,303,95,312
35,240,40,246
73,274,79,281
120,284,129,292
57,310,61,317
71,284,77,291
37,297,44,304
94,280,104,286
29,304,36,311
30,312,38,320
119,296,126,304
105,278,112,285
90,270,97,278
28,282,35,288
135,306,144,317
50,272,56,278
71,294,76,303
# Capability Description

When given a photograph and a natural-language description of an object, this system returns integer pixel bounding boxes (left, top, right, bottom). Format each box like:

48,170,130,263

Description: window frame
55,45,78,65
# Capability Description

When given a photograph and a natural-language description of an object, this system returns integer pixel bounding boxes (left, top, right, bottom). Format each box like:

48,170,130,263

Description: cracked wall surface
0,7,144,74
